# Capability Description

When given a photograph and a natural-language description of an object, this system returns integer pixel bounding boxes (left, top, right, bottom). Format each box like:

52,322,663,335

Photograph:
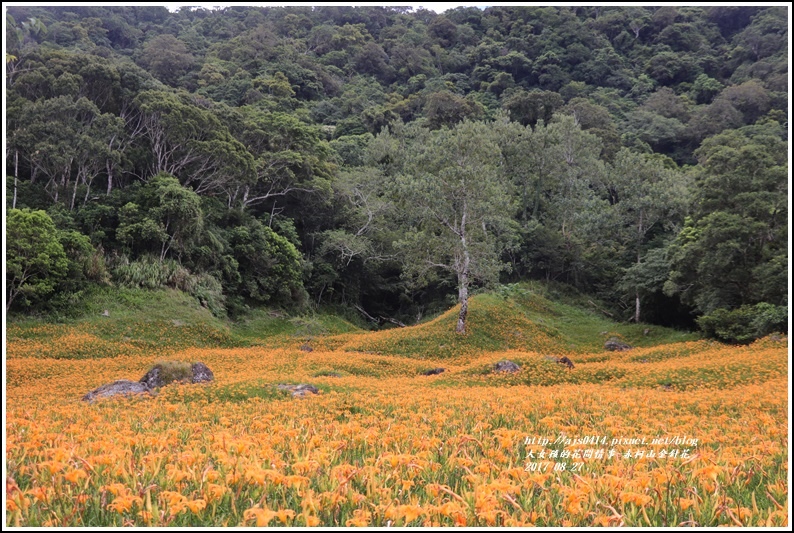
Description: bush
112,255,226,317
226,220,306,309
697,302,788,344
6,209,68,311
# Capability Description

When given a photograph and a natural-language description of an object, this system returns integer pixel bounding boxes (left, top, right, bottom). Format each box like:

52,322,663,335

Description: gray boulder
191,362,214,383
422,368,445,376
139,361,214,389
604,337,632,352
493,360,521,373
557,356,575,370
82,380,152,402
139,366,165,389
277,383,320,397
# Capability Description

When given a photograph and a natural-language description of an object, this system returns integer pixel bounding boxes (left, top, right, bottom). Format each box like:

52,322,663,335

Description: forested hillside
5,5,788,341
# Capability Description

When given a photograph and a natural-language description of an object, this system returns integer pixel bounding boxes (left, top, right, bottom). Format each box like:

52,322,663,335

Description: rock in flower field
5,299,788,527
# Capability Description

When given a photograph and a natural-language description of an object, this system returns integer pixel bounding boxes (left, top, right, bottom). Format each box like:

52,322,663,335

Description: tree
665,122,787,313
524,115,613,289
389,120,517,333
717,80,770,124
559,98,621,160
139,34,195,86
319,167,395,267
116,173,203,261
605,149,690,322
219,106,333,212
19,95,106,206
690,73,723,104
6,209,68,311
731,7,787,62
641,87,690,121
134,90,255,195
423,91,484,130
225,219,305,306
502,89,563,128
625,109,686,155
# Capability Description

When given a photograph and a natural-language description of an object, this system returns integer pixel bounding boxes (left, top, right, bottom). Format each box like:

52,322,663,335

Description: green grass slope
5,282,695,362
314,285,697,360
5,286,363,358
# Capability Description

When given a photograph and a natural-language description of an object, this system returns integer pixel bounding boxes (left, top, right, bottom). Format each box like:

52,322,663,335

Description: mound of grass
147,360,193,384
513,281,698,349
6,280,698,364
340,294,567,359
6,287,245,358
334,287,696,360
231,308,362,344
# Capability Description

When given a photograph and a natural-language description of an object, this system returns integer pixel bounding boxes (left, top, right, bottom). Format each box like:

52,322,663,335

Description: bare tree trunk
457,248,470,334
160,240,169,262
106,159,113,196
457,205,470,334
457,271,469,334
71,173,80,210
13,150,18,209
634,245,642,323
634,214,643,324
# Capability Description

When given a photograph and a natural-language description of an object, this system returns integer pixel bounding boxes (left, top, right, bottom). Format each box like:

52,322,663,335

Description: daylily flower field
4,294,789,527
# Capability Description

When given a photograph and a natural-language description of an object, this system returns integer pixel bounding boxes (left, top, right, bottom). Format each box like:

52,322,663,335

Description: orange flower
594,515,614,526
107,494,143,514
398,504,424,523
676,497,695,510
620,491,652,507
276,509,296,524
244,507,276,526
104,483,128,497
186,499,207,514
345,509,372,527
245,467,267,486
160,491,187,507
168,502,188,516
694,465,722,482
284,475,310,489
303,514,321,526
64,468,88,484
39,461,67,475
204,483,227,502
26,486,49,503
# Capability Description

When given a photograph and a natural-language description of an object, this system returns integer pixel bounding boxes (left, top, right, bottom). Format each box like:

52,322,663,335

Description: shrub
112,255,226,316
6,209,68,311
697,302,788,344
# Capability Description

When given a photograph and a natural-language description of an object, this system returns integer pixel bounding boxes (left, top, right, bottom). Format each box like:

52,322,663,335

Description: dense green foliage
5,6,788,341
696,302,788,344
6,209,69,311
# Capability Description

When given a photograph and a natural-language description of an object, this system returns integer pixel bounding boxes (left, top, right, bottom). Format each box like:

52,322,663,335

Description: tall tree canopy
4,5,788,339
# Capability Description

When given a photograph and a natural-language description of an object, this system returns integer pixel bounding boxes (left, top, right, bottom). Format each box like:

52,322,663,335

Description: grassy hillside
6,282,694,361
5,286,363,359
322,288,696,359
